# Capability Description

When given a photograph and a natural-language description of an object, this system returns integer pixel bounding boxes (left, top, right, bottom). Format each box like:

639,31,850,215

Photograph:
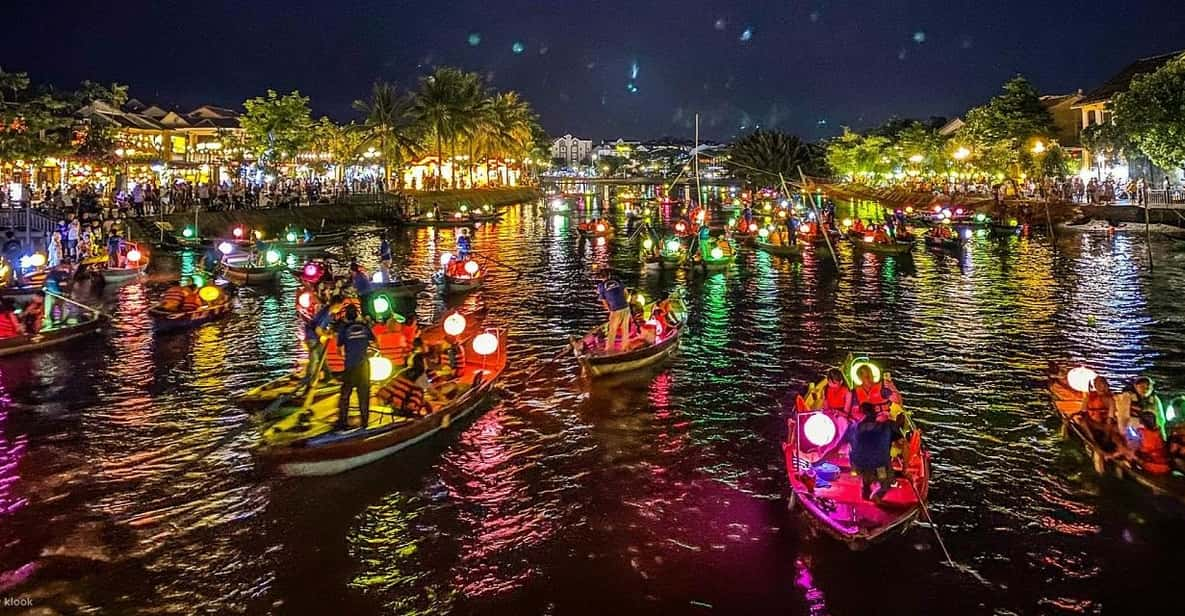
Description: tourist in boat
650,292,681,329
42,264,71,325
160,280,189,312
854,365,894,414
181,281,203,313
0,299,22,338
22,292,46,333
1076,375,1122,454
851,219,866,234
596,271,631,352
334,305,377,431
742,205,754,225
201,245,220,274
378,234,393,282
844,402,903,501
304,295,342,387
1116,376,1165,441
1133,411,1171,474
456,228,472,260
784,217,798,246
349,262,372,295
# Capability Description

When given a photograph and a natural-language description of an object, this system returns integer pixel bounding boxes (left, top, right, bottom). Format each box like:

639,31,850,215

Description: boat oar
45,291,114,321
901,412,955,567
470,251,525,278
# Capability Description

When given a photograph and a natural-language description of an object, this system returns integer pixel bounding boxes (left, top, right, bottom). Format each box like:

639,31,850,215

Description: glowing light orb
675,222,686,233
439,252,454,268
28,253,46,267
1067,367,1098,394
710,247,724,260
460,205,469,213
1008,219,1019,227
595,223,606,233
303,263,320,278
192,274,205,288
298,291,313,309
842,218,853,228
905,207,914,214
198,285,221,303
368,356,394,381
265,249,281,264
933,205,942,213
804,413,838,447
464,260,480,276
126,249,142,263
634,293,646,306
778,210,787,219
218,242,234,255
18,256,31,269
443,312,467,337
643,238,654,250
253,230,264,240
483,204,491,212
863,235,875,243
955,208,964,216
286,231,297,242
758,228,770,239
941,208,952,219
728,218,737,227
666,240,681,252
963,229,972,239
849,359,882,386
975,213,987,222
802,223,813,234
511,41,525,54
371,295,390,316
472,332,499,356
763,203,772,212
232,227,244,238
182,227,195,239
371,271,385,284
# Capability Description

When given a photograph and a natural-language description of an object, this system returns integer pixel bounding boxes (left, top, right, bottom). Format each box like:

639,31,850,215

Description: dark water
1,200,1184,615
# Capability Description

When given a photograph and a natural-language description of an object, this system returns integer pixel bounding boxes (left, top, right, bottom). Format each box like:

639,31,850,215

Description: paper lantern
253,230,264,240
955,208,965,216
218,242,234,255
1067,367,1098,394
595,223,606,233
905,206,914,214
483,204,491,212
801,223,813,235
675,222,686,233
127,249,142,263
841,218,852,228
368,356,394,381
232,226,244,238
265,249,281,264
460,204,469,213
28,253,46,267
863,235,875,243
439,252,453,268
975,213,987,223
941,208,952,219
472,332,499,356
199,285,221,302
371,295,390,316
371,271,385,284
286,231,297,242
643,238,653,250
849,360,882,386
464,260,480,276
303,263,320,278
443,312,467,337
803,413,837,447
182,227,195,238
758,228,770,239
298,291,313,309
710,247,724,260
666,240,681,252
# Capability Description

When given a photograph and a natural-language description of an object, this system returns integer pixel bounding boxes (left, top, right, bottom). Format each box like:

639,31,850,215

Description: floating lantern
803,413,838,447
1067,367,1098,393
199,285,221,303
643,238,654,250
1008,219,1019,227
265,249,281,264
286,231,297,242
28,253,46,267
941,208,952,219
955,208,964,216
303,263,320,279
841,218,853,228
849,359,882,386
218,241,234,255
932,205,942,213
963,229,972,239
666,239,681,252
758,228,770,239
439,252,454,268
368,356,394,381
778,210,787,219
371,295,390,316
127,249,142,263
464,260,480,276
710,247,724,260
443,312,467,337
472,332,499,356
905,206,914,214
232,226,244,238
298,291,313,309
460,204,469,213
182,227,195,239
371,271,385,284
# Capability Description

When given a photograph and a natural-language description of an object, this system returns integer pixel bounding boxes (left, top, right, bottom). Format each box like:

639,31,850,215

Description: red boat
782,356,931,549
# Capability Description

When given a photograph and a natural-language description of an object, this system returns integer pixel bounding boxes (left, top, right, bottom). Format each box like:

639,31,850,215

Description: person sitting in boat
0,299,23,338
597,271,631,352
181,281,203,312
851,219,866,234
1168,423,1185,474
742,205,754,224
871,225,892,245
349,262,372,295
1132,411,1171,474
456,228,472,260
844,402,903,502
1077,375,1118,443
785,217,798,246
159,278,191,312
334,305,377,432
854,365,894,414
22,292,46,333
650,292,681,329
1116,376,1165,443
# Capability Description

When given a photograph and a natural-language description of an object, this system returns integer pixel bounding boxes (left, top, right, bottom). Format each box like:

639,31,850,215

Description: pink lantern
303,263,320,279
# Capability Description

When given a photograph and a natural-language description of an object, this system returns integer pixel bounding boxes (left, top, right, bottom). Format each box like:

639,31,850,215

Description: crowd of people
1063,369,1180,475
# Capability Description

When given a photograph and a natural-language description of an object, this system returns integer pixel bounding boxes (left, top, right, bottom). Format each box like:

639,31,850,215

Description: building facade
551,134,593,167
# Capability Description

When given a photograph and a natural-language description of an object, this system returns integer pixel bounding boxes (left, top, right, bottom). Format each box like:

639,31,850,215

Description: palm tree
353,81,418,187
725,130,829,190
410,67,470,190
471,91,532,185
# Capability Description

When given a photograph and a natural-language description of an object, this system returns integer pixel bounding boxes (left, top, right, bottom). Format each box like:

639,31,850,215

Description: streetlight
1031,140,1045,154
952,147,970,161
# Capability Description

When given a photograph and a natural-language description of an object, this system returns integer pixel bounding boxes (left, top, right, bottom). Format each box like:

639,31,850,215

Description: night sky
6,0,1183,141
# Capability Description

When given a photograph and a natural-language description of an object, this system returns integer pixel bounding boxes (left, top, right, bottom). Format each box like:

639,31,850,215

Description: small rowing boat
100,263,147,283
572,299,684,377
782,355,931,548
923,234,962,252
149,296,233,332
642,252,686,271
755,239,802,257
577,220,614,239
849,237,915,256
1047,363,1185,502
403,212,501,227
223,262,281,286
0,316,105,357
254,329,508,476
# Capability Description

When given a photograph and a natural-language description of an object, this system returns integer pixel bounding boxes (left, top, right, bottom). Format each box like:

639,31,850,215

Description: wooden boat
782,357,931,548
572,307,683,377
223,262,281,286
1047,363,1185,501
577,222,615,239
100,263,147,283
402,212,500,227
989,223,1020,237
0,316,105,357
370,278,428,298
253,329,508,476
849,236,915,256
642,252,686,271
923,234,963,252
432,270,484,294
148,297,233,332
755,240,802,256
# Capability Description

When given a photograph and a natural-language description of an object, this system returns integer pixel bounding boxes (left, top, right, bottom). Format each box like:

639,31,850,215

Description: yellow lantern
368,356,394,381
198,285,221,303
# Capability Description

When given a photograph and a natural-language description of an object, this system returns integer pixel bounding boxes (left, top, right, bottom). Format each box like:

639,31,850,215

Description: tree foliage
726,129,828,188
353,80,420,182
240,89,315,170
1111,56,1185,172
0,67,75,162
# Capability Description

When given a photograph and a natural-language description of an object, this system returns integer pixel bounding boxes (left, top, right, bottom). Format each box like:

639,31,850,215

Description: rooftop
1075,50,1184,106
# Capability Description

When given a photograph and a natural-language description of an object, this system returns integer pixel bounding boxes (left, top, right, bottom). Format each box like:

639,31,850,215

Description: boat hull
575,326,681,377
755,240,802,256
224,266,280,286
0,318,104,357
149,301,232,332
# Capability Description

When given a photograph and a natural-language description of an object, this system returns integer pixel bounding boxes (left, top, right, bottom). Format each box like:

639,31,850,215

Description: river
1,198,1183,615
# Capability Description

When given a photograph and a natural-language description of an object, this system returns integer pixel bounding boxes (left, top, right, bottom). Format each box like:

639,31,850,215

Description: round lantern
439,252,453,268
443,312,467,337
803,413,838,447
371,295,390,316
666,240,681,252
182,227,195,239
28,253,47,267
368,356,394,381
286,231,297,242
265,249,281,264
643,238,654,250
298,291,313,309
472,332,499,356
758,228,770,239
303,263,320,279
675,222,686,233
218,242,234,255
710,247,724,260
464,260,480,276
198,285,221,303
1067,367,1098,394
232,226,244,238
127,249,142,263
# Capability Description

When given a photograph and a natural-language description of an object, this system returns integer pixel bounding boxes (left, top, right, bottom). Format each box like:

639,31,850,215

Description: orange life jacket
160,286,187,311
1084,392,1111,424
1138,427,1171,474
855,383,890,408
0,313,20,338
824,383,850,412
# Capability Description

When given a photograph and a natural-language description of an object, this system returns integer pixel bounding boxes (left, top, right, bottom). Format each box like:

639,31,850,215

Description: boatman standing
335,305,376,431
596,270,631,351
456,228,472,260
378,233,393,283
304,295,342,389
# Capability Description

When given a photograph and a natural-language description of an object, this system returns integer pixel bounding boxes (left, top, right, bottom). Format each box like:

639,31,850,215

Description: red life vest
855,383,889,408
1138,427,1171,474
0,313,20,338
1084,392,1111,424
824,383,850,412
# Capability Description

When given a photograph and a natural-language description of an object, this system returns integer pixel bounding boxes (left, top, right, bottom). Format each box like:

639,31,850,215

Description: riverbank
127,187,541,240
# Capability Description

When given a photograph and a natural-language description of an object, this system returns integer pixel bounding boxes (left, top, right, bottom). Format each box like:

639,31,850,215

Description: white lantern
472,332,499,356
803,413,837,447
1067,367,1098,394
443,312,467,337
